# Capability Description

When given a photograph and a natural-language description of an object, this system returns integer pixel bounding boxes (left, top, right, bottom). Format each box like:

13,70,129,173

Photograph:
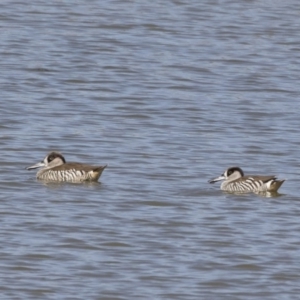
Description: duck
27,151,107,182
209,166,284,193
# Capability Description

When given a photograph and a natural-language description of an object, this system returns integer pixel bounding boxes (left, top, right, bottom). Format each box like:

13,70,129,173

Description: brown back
51,162,107,172
233,175,276,183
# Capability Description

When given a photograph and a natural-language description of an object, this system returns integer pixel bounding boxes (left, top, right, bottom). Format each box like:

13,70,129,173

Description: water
1,1,300,299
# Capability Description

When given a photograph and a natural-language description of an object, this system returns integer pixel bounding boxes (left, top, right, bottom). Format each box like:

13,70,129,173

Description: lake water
1,1,300,299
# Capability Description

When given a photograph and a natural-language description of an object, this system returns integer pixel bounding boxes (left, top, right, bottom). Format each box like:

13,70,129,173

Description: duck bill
208,175,225,184
26,161,45,170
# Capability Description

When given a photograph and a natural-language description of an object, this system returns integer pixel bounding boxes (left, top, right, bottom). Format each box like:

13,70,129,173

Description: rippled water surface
1,1,300,299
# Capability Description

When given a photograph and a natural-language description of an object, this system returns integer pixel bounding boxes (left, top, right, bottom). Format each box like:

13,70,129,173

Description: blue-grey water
1,1,300,299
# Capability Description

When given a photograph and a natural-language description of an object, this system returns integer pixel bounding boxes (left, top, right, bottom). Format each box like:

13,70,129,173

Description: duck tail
268,179,285,192
91,165,107,181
